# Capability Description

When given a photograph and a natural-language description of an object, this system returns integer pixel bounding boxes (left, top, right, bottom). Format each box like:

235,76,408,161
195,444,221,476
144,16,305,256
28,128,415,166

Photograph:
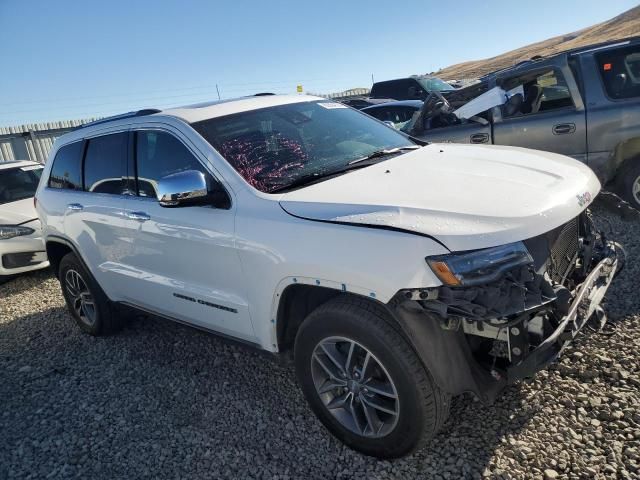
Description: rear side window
596,45,640,100
49,141,83,190
135,131,212,198
84,133,128,194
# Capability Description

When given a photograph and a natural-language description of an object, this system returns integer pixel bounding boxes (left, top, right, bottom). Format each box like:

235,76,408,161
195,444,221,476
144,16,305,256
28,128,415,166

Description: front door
492,68,587,162
120,128,255,342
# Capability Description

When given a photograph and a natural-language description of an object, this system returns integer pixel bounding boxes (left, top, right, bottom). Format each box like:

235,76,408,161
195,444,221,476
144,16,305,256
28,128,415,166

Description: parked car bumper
0,230,49,276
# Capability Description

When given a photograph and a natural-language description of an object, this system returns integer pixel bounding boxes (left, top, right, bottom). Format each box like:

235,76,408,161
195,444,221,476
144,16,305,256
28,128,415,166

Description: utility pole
216,84,221,100
371,73,374,85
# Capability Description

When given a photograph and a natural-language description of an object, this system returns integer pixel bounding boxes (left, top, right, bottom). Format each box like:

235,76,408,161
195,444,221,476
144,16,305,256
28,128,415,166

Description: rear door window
596,45,640,99
48,141,84,190
83,133,129,195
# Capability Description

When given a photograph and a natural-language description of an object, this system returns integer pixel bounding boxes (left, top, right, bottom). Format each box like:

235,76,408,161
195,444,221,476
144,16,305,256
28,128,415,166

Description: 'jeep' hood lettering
279,144,601,251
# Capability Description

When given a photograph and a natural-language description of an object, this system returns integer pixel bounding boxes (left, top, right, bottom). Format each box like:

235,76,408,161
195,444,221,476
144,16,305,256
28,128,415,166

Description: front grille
547,217,579,283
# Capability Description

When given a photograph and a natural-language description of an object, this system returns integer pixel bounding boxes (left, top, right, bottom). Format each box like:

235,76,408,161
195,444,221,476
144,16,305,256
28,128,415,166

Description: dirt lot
1,207,639,479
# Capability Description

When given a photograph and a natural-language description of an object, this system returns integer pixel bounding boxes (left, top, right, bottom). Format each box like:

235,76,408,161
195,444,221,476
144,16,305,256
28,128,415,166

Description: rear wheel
294,296,449,458
615,158,640,209
58,252,122,335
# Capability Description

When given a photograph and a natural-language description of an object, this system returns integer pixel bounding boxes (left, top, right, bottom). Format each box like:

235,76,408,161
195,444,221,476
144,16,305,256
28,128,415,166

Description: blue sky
0,0,636,126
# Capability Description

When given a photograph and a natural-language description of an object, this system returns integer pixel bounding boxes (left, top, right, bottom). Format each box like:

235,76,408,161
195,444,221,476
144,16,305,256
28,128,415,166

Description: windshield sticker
20,165,43,171
319,102,348,109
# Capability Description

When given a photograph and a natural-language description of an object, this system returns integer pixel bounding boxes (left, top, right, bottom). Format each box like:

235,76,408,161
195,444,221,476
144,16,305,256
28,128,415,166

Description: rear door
61,131,134,299
492,67,587,161
119,127,255,342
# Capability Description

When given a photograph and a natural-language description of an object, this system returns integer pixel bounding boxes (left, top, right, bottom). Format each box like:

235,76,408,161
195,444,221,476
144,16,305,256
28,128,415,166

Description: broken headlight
426,241,533,287
0,225,34,240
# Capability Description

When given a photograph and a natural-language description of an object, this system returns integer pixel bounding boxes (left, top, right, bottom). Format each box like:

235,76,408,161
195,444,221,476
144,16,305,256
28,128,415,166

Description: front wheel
294,296,449,458
615,158,640,209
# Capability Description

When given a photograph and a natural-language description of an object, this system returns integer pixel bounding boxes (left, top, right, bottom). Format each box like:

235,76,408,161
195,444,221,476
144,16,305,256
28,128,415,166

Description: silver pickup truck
404,37,640,209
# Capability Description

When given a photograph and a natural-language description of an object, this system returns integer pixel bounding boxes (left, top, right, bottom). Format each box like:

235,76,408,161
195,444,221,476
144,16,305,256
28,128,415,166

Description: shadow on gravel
0,299,540,479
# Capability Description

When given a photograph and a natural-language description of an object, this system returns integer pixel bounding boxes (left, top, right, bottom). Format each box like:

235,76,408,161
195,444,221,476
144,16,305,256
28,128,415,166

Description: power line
0,76,364,107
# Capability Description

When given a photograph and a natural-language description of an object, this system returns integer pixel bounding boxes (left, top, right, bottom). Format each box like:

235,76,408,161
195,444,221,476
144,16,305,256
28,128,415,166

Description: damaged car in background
401,37,640,209
37,95,622,458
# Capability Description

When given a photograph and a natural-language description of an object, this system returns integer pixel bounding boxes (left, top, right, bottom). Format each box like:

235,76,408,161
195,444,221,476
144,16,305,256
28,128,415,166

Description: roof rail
253,92,275,96
76,109,161,129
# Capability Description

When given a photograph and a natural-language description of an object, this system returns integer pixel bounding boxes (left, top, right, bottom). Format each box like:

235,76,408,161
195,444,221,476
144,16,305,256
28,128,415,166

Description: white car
0,160,48,278
35,95,621,458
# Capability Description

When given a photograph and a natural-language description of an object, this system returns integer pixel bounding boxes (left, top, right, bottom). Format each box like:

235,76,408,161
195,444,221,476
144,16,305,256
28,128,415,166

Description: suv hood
279,144,600,251
0,197,39,225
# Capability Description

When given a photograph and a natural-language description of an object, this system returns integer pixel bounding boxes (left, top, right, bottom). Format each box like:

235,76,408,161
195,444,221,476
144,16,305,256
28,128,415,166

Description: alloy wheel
310,336,399,438
64,269,97,326
633,174,640,205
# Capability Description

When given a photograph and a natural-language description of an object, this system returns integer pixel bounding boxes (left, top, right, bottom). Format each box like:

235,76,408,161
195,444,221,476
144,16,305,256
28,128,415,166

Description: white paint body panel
36,95,600,351
280,143,600,251
0,162,49,275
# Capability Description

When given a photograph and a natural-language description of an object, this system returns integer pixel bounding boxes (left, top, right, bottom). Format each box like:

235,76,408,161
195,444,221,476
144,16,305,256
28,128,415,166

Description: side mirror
157,170,213,207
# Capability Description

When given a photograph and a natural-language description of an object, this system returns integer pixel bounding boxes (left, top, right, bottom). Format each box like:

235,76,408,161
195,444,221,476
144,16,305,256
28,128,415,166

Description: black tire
294,296,449,458
58,252,122,335
615,158,640,209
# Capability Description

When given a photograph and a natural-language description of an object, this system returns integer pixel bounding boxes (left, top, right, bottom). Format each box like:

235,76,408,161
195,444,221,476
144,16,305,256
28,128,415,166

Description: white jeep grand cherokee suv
36,94,621,458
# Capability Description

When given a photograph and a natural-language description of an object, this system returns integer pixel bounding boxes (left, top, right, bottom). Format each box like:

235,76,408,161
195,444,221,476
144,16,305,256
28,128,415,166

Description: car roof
0,160,41,170
72,94,328,135
161,94,325,124
362,100,423,110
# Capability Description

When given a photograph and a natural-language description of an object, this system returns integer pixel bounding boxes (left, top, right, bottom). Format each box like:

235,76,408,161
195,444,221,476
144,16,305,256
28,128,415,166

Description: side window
49,141,83,190
135,131,212,198
83,133,129,195
502,69,574,117
596,45,640,100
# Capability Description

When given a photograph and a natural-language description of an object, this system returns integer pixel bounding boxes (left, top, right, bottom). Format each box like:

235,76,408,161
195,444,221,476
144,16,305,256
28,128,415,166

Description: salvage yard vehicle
370,75,455,100
35,94,621,458
361,99,422,129
0,160,48,280
406,37,640,208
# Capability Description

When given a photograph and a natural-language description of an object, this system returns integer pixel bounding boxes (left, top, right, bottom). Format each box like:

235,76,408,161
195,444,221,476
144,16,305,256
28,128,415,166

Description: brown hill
437,5,640,80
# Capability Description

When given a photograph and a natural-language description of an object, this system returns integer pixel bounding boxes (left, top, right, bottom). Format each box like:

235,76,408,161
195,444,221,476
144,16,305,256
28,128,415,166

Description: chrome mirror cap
157,170,208,207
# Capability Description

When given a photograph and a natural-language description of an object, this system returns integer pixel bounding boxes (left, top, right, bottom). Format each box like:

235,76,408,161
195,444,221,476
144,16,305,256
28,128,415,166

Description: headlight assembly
426,241,533,287
0,225,35,240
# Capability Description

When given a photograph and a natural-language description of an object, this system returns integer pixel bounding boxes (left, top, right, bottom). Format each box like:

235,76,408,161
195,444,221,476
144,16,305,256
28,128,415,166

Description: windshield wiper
347,145,420,165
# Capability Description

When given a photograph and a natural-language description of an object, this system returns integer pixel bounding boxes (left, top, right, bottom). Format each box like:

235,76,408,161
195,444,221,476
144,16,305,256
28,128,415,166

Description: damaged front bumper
389,213,622,404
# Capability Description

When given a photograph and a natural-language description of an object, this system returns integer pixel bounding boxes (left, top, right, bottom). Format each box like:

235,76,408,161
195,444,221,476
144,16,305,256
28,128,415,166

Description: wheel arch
274,280,396,354
611,136,640,179
45,237,74,278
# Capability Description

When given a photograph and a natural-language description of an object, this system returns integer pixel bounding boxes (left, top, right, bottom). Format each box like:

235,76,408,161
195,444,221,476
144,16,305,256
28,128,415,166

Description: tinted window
135,131,211,198
49,141,83,190
596,45,640,99
371,79,416,100
0,165,43,204
193,100,414,193
83,133,128,195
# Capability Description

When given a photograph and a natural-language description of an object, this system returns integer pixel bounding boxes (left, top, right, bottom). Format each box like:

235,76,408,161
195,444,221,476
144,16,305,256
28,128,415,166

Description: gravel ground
1,207,639,480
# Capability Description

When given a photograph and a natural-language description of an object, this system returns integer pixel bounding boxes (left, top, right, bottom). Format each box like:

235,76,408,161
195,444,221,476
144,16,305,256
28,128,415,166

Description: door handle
67,203,83,211
125,211,150,222
470,133,489,144
552,123,576,135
